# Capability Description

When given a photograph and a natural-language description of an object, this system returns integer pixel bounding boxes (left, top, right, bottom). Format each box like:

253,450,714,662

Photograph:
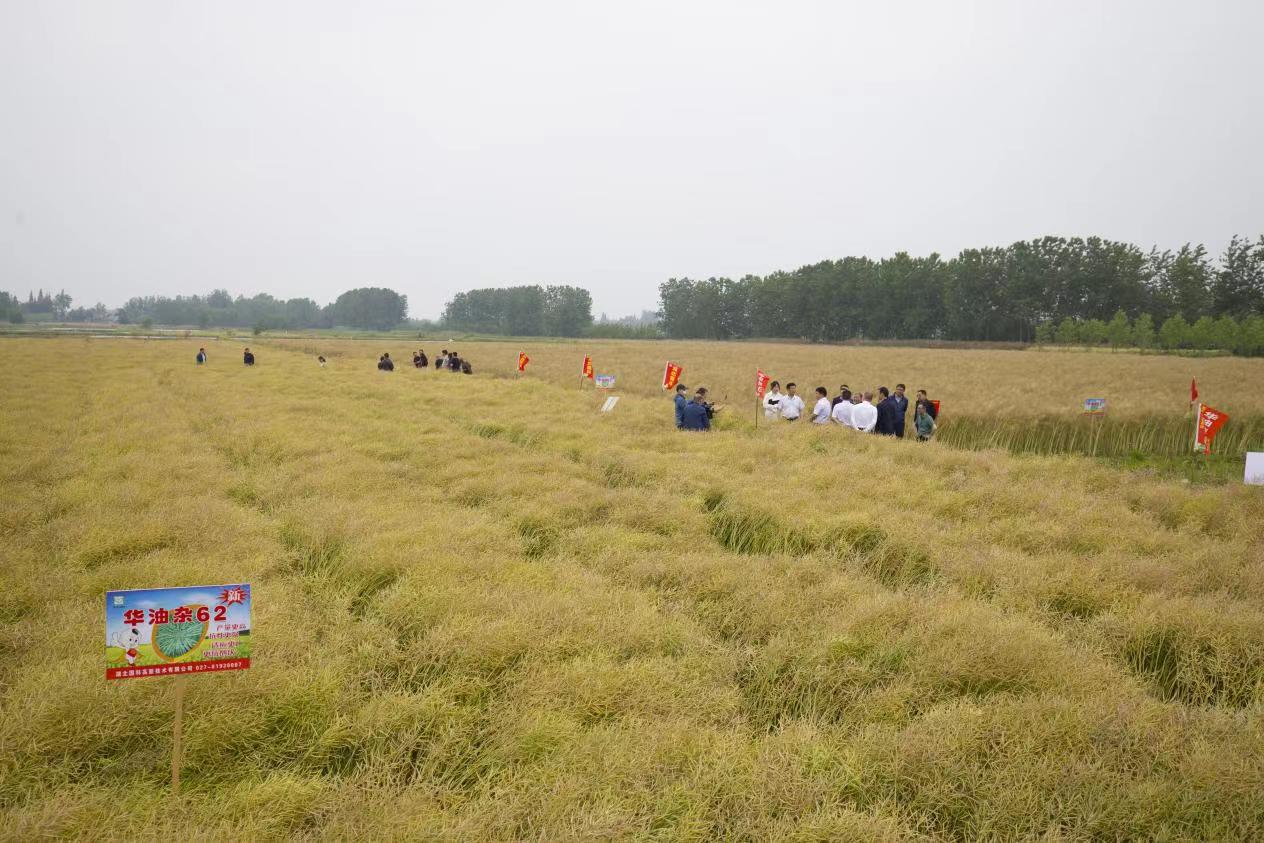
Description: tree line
441,285,594,336
0,287,409,331
657,235,1264,353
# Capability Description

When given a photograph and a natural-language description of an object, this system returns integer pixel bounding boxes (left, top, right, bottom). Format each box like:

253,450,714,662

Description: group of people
673,385,717,431
431,349,472,374
202,346,472,374
762,381,938,439
381,349,473,374
673,381,939,440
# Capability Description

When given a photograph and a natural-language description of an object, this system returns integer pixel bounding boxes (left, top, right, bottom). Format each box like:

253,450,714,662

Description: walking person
914,401,936,441
763,381,785,420
780,383,805,421
811,387,832,424
891,383,910,438
243,347,255,366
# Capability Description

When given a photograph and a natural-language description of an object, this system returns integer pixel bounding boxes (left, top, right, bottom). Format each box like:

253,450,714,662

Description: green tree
1189,315,1216,349
1080,319,1108,345
1132,313,1156,349
1106,310,1131,349
1055,317,1080,345
1210,315,1239,352
328,287,408,331
1158,314,1189,349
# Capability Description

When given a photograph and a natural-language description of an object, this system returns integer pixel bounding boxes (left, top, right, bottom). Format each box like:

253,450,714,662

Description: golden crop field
273,336,1264,418
2,336,1263,839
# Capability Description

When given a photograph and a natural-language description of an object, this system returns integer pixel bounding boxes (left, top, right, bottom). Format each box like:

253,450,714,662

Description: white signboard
1246,452,1264,486
600,396,619,413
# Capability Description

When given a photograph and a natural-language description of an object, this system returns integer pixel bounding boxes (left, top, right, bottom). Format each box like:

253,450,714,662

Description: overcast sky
2,1,1262,319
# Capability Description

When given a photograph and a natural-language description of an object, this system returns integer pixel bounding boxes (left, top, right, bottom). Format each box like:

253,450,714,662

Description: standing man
674,383,689,429
890,383,910,438
874,387,896,435
243,347,255,366
780,383,805,421
811,387,832,424
196,347,207,365
681,388,712,431
832,389,854,428
852,391,879,432
832,384,850,408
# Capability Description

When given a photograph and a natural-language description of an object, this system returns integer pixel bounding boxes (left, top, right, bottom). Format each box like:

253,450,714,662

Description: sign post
106,583,253,794
1082,398,1107,456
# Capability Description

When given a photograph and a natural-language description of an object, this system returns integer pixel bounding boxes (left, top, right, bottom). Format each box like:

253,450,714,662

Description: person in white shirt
831,389,854,428
851,391,879,432
780,383,805,421
810,387,831,424
763,381,785,420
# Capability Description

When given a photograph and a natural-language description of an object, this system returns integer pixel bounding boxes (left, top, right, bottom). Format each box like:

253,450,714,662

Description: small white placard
600,396,619,413
1246,452,1264,485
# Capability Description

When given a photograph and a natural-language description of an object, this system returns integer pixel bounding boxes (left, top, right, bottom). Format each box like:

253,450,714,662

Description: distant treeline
121,287,408,330
0,286,409,330
657,235,1264,354
442,285,594,336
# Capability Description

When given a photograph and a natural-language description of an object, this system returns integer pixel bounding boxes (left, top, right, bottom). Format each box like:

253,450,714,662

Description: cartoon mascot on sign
113,628,144,668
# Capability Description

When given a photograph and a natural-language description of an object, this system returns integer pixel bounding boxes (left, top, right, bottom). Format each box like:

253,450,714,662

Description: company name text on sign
105,584,252,680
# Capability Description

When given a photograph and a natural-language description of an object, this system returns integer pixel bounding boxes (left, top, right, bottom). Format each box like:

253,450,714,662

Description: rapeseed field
1,337,1262,839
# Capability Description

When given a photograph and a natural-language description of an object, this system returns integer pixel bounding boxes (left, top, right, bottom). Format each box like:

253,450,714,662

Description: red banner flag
1195,403,1228,453
931,399,941,416
662,361,682,390
582,355,594,379
517,352,530,372
755,369,770,398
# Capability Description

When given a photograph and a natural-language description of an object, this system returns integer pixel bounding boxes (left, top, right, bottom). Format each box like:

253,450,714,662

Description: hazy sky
2,1,1262,319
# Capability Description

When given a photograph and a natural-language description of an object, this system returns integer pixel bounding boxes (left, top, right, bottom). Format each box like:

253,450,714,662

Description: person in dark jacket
243,348,255,366
196,347,207,364
680,388,712,431
890,383,910,438
874,386,897,435
832,384,850,408
414,350,428,368
435,350,446,370
378,353,395,371
673,383,689,429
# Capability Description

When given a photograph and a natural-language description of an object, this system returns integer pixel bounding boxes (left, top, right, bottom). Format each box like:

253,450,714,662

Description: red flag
662,362,682,390
755,369,770,398
517,352,529,372
931,399,941,416
1194,403,1228,453
582,355,594,379
1190,377,1198,403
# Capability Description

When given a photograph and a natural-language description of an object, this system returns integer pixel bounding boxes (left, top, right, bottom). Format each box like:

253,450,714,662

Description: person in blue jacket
673,383,689,429
680,388,712,431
